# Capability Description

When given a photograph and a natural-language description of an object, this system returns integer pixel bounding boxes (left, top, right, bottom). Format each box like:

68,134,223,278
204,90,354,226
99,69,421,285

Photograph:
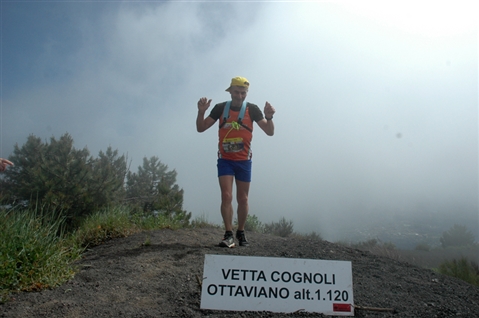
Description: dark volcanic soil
1,226,478,317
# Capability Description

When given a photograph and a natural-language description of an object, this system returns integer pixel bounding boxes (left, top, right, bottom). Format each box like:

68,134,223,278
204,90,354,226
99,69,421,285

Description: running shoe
219,232,235,248
236,231,250,247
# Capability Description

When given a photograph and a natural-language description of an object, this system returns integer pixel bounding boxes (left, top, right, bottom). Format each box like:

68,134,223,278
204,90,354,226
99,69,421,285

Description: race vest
218,101,254,160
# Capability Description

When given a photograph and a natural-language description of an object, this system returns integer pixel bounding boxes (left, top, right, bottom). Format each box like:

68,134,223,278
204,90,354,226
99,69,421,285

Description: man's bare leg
219,175,234,231
235,179,250,231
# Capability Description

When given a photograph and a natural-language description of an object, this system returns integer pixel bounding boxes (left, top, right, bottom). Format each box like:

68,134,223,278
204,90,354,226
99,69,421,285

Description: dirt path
1,226,478,317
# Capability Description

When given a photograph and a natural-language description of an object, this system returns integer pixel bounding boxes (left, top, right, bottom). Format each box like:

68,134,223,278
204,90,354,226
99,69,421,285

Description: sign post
201,254,354,316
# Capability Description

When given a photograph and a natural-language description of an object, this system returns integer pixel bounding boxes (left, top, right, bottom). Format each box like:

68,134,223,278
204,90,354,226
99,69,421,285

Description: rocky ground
1,226,478,317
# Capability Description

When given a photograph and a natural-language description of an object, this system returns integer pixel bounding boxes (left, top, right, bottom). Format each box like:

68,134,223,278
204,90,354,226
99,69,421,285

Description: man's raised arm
257,101,275,136
196,97,216,132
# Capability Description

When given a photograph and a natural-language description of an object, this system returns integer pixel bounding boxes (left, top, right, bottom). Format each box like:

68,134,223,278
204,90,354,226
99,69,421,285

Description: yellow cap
226,76,250,91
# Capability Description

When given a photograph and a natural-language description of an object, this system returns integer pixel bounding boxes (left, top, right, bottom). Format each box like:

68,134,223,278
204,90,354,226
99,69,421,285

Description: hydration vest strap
220,100,248,128
222,101,232,123
238,101,247,124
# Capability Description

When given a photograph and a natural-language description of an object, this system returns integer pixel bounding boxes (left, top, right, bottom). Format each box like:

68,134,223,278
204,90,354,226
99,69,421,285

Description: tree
440,224,475,248
0,135,44,203
1,133,127,225
2,134,89,211
125,156,190,223
89,147,128,208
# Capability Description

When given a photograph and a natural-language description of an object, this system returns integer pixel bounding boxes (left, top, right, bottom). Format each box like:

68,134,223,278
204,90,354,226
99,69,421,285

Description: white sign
201,254,354,316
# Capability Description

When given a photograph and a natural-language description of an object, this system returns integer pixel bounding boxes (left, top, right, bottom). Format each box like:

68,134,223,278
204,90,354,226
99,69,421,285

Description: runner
196,76,275,247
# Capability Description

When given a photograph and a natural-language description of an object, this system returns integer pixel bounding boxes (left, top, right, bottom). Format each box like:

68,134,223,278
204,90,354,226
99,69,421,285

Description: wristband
265,116,273,120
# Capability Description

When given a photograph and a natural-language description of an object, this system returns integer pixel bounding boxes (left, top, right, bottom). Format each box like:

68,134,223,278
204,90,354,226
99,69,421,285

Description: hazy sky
1,1,477,241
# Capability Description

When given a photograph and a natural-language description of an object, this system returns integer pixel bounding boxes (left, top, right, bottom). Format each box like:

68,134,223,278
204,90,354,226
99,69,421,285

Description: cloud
2,1,477,240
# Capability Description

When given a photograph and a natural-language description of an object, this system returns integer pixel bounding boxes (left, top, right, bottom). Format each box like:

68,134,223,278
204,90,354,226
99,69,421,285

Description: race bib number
222,137,244,153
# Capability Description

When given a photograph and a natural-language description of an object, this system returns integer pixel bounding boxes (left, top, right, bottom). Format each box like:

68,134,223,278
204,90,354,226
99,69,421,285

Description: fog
2,1,477,242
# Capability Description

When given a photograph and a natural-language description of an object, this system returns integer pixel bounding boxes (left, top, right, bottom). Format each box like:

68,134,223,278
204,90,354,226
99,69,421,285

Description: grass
73,206,141,247
0,207,83,302
191,213,220,229
0,205,194,302
73,206,192,248
2,206,477,304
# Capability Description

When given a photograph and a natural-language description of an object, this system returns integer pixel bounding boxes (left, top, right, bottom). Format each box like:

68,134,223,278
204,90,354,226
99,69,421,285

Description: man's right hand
196,98,215,132
198,97,212,113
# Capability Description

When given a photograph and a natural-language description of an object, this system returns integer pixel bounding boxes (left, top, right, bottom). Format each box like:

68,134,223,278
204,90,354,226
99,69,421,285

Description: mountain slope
1,227,478,317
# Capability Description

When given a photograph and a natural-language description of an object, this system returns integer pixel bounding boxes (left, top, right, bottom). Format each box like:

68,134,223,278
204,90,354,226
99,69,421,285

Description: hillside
1,227,478,317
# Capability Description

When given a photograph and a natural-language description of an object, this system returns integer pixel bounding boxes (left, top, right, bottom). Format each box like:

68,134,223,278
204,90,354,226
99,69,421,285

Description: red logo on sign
333,303,351,312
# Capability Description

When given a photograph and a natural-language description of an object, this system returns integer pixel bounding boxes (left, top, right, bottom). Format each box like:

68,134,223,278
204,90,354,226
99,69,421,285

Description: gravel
1,226,478,317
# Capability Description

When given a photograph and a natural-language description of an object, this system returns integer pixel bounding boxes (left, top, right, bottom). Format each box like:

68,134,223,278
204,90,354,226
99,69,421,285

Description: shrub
294,231,323,241
264,217,294,237
437,257,479,286
234,214,264,233
244,214,264,232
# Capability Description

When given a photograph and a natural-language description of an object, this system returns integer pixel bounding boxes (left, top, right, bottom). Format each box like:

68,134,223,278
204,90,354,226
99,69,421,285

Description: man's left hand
264,102,275,119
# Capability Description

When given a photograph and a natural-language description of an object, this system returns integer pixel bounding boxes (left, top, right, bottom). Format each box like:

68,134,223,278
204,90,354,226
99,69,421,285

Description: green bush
234,214,264,233
245,214,264,233
437,257,479,286
264,217,294,237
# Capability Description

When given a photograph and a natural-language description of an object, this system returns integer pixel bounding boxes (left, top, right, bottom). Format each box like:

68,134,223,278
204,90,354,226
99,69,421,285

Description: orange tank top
218,106,253,160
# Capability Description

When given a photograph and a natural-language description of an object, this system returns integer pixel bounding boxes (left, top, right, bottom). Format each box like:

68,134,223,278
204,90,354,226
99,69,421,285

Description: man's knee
221,191,233,204
237,194,248,206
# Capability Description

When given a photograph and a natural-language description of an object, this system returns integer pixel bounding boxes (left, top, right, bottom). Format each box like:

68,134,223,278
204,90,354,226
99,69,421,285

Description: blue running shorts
217,159,252,182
